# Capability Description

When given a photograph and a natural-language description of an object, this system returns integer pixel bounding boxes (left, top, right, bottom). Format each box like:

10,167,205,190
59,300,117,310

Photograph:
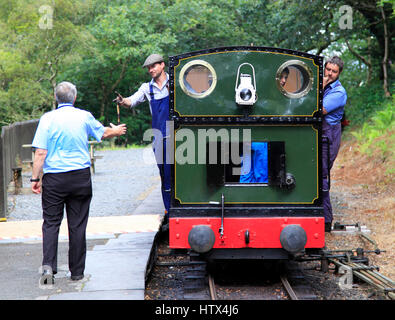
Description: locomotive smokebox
188,225,216,253
280,224,307,254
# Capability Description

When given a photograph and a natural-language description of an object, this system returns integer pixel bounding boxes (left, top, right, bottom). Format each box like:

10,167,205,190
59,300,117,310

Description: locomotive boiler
167,46,325,260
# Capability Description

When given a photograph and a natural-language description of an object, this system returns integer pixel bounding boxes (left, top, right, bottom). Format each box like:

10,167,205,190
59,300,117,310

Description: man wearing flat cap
114,54,171,218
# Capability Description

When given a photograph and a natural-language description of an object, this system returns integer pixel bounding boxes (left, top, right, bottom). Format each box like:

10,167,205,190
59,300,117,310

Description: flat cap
142,54,164,68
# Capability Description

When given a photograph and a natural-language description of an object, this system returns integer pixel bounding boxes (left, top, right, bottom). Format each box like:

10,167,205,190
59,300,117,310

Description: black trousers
41,167,92,276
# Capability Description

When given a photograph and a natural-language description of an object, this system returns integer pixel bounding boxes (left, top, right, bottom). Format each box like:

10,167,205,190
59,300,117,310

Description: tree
165,0,248,52
1,0,393,139
0,0,94,124
70,1,177,120
343,0,394,97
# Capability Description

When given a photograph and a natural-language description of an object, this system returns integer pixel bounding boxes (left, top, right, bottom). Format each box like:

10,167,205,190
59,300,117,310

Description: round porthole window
179,60,217,98
276,60,314,98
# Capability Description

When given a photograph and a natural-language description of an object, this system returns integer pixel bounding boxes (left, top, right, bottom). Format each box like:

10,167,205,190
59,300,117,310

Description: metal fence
0,119,39,219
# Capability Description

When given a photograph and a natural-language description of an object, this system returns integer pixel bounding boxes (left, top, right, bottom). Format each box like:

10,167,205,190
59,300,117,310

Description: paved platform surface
0,184,164,300
0,214,161,243
48,232,157,300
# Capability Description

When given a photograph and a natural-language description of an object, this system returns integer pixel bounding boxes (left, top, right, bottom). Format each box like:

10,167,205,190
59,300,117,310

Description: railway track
207,261,317,300
329,258,395,300
147,240,318,300
145,233,393,300
279,261,318,300
208,273,314,301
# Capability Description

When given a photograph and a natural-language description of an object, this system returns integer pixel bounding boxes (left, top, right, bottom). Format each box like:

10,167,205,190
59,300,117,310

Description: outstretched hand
109,123,127,136
113,91,124,105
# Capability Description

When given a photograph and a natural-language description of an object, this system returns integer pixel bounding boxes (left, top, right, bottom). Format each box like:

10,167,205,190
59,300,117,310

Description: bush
351,96,395,164
345,83,389,126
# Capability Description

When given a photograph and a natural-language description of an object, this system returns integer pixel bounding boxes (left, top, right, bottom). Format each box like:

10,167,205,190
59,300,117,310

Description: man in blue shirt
114,54,171,218
31,81,126,284
322,56,347,232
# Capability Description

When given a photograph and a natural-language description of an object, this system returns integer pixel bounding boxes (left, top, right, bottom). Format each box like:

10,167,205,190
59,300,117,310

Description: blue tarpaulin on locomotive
239,142,268,183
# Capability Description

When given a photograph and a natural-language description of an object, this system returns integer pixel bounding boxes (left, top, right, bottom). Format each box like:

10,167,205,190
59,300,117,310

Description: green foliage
165,0,247,51
0,0,393,145
0,0,93,123
115,106,152,146
351,97,395,161
378,0,395,15
0,48,48,124
345,83,389,126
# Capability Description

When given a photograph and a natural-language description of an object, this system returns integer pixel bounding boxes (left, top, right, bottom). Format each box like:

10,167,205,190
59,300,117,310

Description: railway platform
0,184,165,300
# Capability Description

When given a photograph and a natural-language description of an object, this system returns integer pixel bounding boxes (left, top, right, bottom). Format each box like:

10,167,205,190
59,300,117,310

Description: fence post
0,119,39,220
0,128,7,220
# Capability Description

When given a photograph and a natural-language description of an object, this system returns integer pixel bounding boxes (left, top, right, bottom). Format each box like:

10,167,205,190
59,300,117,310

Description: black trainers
40,265,54,285
70,274,84,281
325,222,332,233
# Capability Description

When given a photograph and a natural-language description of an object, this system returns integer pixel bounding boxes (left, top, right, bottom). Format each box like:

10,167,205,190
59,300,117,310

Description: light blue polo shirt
32,103,105,173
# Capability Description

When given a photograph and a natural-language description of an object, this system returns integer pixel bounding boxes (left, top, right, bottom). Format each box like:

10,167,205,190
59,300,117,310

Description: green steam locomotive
167,46,325,260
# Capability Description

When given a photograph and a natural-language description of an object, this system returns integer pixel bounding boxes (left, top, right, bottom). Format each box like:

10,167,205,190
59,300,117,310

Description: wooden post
12,167,22,194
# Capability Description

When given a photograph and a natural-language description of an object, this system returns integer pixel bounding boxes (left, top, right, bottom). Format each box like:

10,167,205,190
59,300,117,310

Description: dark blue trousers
322,120,342,223
154,140,171,213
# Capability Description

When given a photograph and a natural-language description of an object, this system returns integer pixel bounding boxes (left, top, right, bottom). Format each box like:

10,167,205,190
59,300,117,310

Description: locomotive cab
167,46,325,260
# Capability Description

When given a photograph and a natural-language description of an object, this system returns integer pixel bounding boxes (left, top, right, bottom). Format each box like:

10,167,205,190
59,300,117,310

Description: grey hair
55,81,77,104
325,56,344,73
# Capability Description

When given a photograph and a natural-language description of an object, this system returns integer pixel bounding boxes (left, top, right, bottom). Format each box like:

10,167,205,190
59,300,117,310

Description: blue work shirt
32,103,105,174
323,79,347,125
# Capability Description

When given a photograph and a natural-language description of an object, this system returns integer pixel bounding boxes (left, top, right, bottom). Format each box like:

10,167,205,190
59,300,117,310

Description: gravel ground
6,147,160,221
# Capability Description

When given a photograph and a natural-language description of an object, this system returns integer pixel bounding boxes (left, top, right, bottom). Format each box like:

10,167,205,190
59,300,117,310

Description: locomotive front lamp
235,63,257,106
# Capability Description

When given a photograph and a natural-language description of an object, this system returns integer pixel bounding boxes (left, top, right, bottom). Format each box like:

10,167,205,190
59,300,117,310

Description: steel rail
350,262,393,286
330,258,395,300
208,274,217,300
280,275,299,300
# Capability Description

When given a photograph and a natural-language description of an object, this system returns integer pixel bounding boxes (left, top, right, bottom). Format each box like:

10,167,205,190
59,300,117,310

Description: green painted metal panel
174,125,319,204
174,50,319,117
